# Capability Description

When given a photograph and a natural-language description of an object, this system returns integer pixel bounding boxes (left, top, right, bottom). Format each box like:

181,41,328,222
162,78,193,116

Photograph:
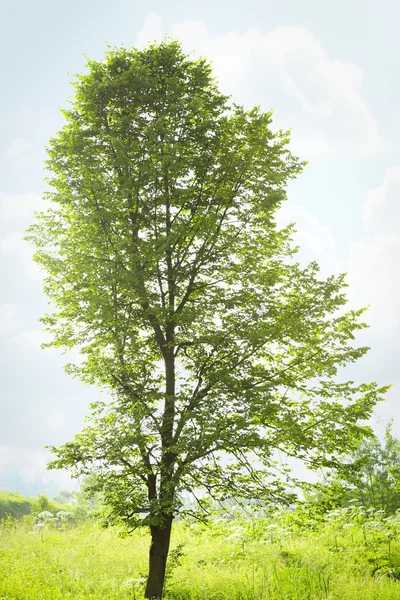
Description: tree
52,489,76,505
30,494,55,516
313,422,400,515
26,40,388,598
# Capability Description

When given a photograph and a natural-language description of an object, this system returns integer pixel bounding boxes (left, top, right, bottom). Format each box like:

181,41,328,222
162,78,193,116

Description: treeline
0,475,101,521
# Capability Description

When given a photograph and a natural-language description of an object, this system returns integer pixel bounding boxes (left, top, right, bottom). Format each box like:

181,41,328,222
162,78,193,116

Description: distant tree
30,494,57,516
74,473,103,509
313,422,400,515
53,489,76,504
27,40,388,598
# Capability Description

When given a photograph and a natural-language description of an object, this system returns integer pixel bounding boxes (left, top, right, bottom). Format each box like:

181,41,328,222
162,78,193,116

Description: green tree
53,489,76,504
26,40,388,598
314,422,400,515
30,494,56,516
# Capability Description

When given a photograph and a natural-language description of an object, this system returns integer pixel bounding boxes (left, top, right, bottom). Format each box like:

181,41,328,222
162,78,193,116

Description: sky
1,0,399,492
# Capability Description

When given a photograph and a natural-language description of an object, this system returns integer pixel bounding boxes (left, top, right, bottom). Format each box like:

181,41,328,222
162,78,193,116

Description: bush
0,491,31,520
30,494,59,516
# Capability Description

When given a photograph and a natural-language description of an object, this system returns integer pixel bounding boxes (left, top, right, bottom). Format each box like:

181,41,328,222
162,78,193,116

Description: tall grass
1,507,400,599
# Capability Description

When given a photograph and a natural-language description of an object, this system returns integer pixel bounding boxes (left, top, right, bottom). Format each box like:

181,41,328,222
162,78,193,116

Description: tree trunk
144,516,174,599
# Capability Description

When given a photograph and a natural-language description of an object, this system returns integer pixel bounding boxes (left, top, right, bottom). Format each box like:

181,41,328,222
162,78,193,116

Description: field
2,507,400,599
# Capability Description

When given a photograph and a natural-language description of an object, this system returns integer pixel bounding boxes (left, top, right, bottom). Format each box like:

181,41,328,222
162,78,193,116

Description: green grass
2,510,400,599
0,490,92,525
0,491,31,520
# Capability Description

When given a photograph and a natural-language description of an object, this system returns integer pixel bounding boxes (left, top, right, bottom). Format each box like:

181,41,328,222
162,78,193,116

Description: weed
2,508,400,599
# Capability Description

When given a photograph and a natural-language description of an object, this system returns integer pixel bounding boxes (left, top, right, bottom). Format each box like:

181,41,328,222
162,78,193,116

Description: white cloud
0,193,47,281
6,137,32,171
0,231,42,280
0,445,74,488
0,304,23,336
0,446,47,480
0,192,42,226
274,183,398,426
135,12,164,48
277,203,335,255
7,137,32,159
363,166,400,234
276,202,340,277
47,409,67,429
348,166,400,342
11,329,51,351
136,15,382,159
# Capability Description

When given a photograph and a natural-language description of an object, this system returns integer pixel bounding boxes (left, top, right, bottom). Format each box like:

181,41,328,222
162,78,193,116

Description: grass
0,491,31,520
0,491,79,522
2,508,400,599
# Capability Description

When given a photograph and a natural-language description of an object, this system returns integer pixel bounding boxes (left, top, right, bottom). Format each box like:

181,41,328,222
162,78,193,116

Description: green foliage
26,37,388,529
71,473,104,521
343,422,400,514
0,488,100,527
3,511,400,598
307,422,400,516
0,491,31,520
53,489,76,504
30,494,56,515
29,494,77,519
25,38,389,596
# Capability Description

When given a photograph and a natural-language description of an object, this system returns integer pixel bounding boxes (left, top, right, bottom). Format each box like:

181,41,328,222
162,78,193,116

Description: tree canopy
26,40,389,598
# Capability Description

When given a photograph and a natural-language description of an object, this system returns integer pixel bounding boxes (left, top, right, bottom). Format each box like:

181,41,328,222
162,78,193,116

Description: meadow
2,505,400,599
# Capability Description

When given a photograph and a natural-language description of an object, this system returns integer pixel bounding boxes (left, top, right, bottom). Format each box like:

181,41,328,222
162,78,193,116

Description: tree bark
144,516,174,599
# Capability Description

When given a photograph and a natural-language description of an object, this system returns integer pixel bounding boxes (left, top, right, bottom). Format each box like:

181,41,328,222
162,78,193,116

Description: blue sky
1,0,399,490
